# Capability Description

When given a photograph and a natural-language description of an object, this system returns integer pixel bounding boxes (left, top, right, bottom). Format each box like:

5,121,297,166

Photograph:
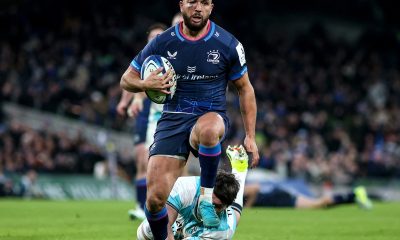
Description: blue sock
199,144,221,188
144,206,168,240
135,178,147,210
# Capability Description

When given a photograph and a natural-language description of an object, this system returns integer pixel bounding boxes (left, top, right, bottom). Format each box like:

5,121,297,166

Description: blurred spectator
0,121,124,175
18,169,41,198
0,167,15,197
0,1,400,186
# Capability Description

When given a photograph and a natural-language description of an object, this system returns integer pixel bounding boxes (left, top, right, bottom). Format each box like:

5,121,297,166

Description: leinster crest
207,50,220,64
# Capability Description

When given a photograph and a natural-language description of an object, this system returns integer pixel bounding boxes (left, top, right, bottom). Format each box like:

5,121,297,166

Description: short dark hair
213,171,240,206
147,23,168,36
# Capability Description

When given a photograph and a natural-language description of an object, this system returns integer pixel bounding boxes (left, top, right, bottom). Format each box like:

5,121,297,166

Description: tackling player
137,145,249,240
121,1,259,238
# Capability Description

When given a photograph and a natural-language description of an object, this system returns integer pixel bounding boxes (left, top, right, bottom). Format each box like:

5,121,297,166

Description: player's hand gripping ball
141,55,177,104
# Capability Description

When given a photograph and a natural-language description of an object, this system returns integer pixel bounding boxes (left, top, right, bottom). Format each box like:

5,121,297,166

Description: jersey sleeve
167,177,198,212
129,36,159,73
227,38,248,81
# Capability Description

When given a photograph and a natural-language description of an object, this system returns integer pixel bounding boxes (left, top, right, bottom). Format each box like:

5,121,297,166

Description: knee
146,189,167,212
198,126,222,146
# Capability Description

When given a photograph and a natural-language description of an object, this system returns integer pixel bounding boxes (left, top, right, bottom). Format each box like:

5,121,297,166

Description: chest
160,43,228,77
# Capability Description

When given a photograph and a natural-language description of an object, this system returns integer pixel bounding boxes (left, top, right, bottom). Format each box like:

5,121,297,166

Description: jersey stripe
175,21,215,43
204,22,216,41
229,66,248,80
130,59,141,71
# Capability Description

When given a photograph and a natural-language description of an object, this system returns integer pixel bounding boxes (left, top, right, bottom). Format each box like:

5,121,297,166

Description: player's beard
182,12,209,32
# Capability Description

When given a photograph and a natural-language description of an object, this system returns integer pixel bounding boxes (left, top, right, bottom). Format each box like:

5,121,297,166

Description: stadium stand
1,0,400,198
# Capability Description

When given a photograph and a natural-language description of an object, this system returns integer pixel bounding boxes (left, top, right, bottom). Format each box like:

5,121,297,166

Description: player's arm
166,204,179,237
233,206,242,225
116,89,134,117
120,67,143,92
165,177,197,238
231,73,260,167
120,66,173,94
127,92,147,117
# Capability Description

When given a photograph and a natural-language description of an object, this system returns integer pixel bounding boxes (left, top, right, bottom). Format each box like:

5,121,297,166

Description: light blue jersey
144,102,163,148
167,176,237,239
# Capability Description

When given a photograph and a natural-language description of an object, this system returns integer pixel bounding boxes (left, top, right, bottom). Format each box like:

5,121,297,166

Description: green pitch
0,200,399,240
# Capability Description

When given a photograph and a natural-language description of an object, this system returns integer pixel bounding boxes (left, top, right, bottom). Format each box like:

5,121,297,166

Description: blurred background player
117,22,168,220
244,182,373,209
137,145,249,239
118,13,183,220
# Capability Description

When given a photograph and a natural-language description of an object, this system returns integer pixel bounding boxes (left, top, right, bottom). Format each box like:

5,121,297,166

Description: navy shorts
133,117,148,145
149,112,229,160
132,100,151,145
254,188,297,207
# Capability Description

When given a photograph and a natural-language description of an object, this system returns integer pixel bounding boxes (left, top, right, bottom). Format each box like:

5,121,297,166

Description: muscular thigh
146,156,186,197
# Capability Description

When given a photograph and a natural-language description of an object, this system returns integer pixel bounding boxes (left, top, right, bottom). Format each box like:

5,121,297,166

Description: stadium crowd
225,25,400,184
1,1,400,194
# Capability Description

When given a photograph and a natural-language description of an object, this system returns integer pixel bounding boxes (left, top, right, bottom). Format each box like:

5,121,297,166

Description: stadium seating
1,1,399,193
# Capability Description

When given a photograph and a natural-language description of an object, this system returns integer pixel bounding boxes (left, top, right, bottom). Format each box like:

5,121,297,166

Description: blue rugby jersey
130,21,248,115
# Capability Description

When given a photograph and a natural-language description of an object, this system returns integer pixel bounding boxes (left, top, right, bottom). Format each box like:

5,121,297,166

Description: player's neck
181,20,210,40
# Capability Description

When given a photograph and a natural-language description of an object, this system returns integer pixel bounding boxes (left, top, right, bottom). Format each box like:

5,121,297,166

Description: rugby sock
135,178,147,210
144,205,168,240
231,167,248,213
198,144,221,202
333,192,355,205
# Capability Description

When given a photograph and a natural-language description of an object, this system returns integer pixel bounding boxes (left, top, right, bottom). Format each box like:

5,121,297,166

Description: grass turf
0,200,399,239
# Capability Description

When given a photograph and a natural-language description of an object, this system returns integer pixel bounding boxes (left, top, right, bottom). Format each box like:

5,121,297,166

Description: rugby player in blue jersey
121,1,259,239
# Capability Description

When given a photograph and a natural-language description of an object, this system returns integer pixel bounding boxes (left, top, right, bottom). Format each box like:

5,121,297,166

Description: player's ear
179,0,184,10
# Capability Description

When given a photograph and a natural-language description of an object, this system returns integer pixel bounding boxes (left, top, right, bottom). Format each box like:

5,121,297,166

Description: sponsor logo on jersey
207,50,220,64
236,42,246,66
187,66,196,73
167,51,177,59
176,73,218,81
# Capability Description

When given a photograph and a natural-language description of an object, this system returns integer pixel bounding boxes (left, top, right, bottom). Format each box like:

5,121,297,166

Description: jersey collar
175,20,215,43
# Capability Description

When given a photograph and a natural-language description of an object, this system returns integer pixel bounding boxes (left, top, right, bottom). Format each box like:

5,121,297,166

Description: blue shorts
132,99,151,145
254,188,296,207
133,117,148,145
149,112,229,160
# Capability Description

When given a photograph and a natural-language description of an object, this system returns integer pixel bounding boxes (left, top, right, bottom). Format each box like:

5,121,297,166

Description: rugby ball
140,55,177,104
